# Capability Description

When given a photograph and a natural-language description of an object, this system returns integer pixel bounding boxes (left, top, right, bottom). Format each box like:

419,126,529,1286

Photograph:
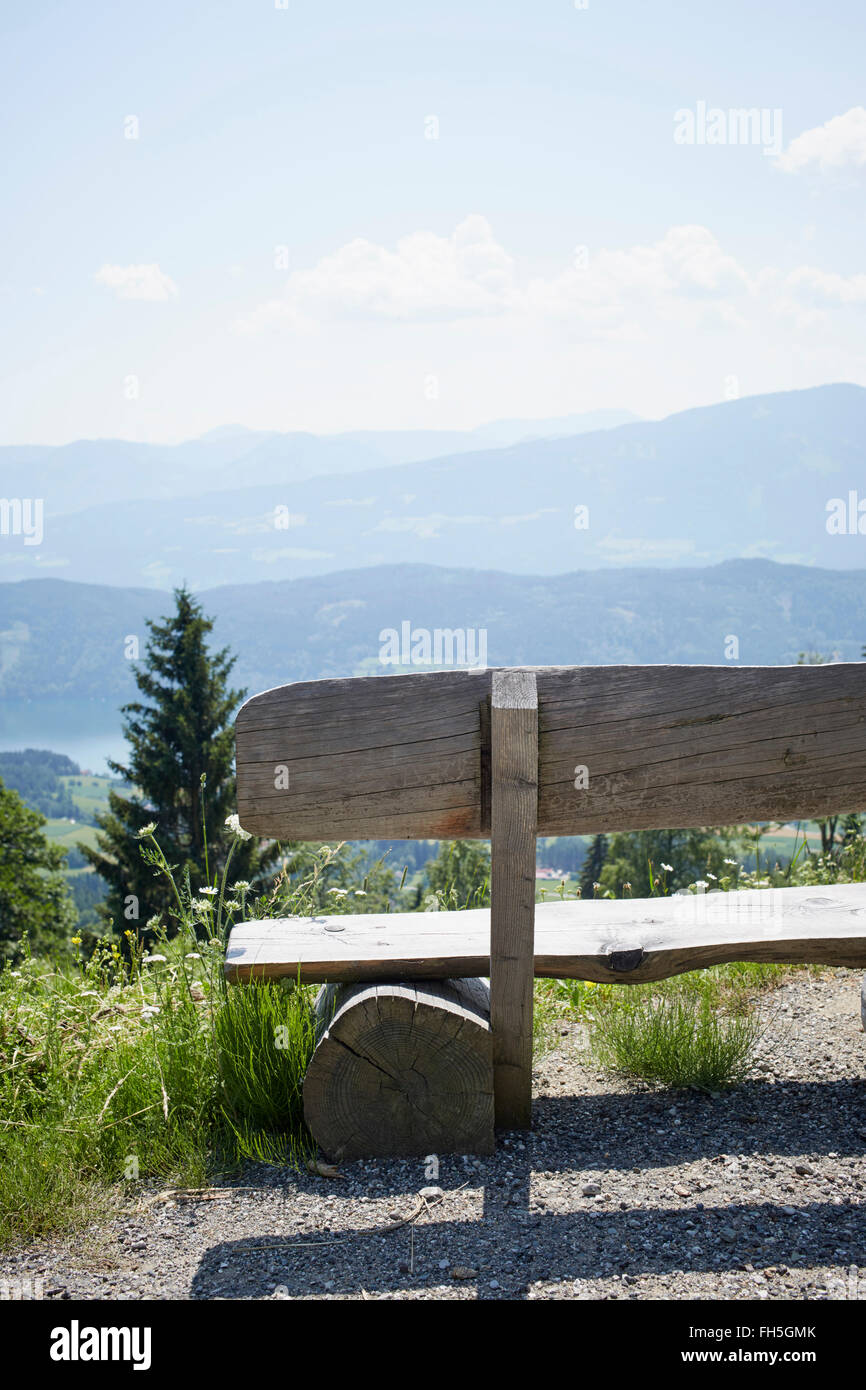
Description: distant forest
0,748,84,820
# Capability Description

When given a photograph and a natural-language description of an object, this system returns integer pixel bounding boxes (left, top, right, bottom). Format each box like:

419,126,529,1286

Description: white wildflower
661,862,674,872
137,822,157,838
225,813,252,841
142,954,167,964
200,886,218,897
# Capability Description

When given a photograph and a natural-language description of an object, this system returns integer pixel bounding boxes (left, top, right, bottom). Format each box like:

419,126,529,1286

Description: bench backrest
236,663,866,841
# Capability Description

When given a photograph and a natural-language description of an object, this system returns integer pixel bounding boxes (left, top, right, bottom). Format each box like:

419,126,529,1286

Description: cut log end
303,978,494,1160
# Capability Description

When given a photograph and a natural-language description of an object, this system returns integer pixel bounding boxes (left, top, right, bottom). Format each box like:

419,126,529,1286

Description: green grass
0,935,318,1246
42,774,115,854
587,980,767,1091
0,831,347,1248
551,962,784,1089
42,821,101,852
539,959,802,1082
58,774,116,818
214,978,318,1161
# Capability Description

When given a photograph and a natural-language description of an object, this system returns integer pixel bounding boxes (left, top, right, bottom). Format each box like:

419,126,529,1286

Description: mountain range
0,409,637,518
0,557,862,709
1,386,864,590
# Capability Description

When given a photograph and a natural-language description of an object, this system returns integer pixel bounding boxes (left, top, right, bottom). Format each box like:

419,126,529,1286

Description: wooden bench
226,663,866,1159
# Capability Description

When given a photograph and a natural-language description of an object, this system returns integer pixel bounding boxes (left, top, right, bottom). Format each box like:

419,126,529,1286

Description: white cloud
596,536,701,562
500,507,561,525
94,263,179,301
240,220,754,335
369,512,491,539
233,217,866,407
521,225,752,328
776,107,866,173
242,215,513,328
252,547,335,563
783,265,866,305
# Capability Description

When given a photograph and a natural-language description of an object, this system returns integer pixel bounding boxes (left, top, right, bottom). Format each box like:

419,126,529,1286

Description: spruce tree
579,833,608,900
84,586,273,935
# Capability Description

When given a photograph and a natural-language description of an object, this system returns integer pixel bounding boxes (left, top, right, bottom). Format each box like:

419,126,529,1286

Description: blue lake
0,700,128,774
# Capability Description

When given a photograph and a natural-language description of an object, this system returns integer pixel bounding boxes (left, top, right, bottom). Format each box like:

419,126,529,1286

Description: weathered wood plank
239,787,480,842
236,669,486,840
225,884,866,985
235,663,866,841
536,662,866,832
489,669,538,1130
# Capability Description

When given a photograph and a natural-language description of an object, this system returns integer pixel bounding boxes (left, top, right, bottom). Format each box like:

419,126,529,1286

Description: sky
2,0,866,444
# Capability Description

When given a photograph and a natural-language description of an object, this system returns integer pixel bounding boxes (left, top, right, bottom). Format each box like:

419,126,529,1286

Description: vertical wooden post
490,669,538,1129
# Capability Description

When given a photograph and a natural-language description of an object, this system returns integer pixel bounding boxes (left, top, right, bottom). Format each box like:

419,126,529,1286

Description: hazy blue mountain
338,409,640,458
0,559,862,716
467,409,639,446
0,409,637,520
0,386,860,590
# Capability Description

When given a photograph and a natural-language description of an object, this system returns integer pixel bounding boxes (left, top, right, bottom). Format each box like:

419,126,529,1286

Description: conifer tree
84,586,274,934
578,833,608,900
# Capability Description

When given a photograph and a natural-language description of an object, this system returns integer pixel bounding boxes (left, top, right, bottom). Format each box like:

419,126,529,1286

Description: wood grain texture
235,669,487,841
302,978,494,1159
225,883,866,985
535,662,866,832
235,663,866,841
489,670,538,1130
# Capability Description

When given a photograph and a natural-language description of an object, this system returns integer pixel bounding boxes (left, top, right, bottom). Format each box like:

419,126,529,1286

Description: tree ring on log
303,978,494,1159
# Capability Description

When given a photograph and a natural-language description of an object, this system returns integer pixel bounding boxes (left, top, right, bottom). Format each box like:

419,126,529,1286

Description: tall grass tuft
588,979,766,1091
214,978,317,1158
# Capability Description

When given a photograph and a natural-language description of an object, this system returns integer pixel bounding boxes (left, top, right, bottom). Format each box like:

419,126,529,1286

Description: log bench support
303,979,494,1159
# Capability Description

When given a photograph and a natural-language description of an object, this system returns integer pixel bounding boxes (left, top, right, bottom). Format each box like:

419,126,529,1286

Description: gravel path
3,970,865,1301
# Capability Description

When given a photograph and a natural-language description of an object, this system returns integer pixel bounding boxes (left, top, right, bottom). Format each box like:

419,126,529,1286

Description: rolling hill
0,557,862,708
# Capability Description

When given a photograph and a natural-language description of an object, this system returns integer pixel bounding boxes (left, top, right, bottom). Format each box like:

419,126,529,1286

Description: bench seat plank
225,883,866,986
